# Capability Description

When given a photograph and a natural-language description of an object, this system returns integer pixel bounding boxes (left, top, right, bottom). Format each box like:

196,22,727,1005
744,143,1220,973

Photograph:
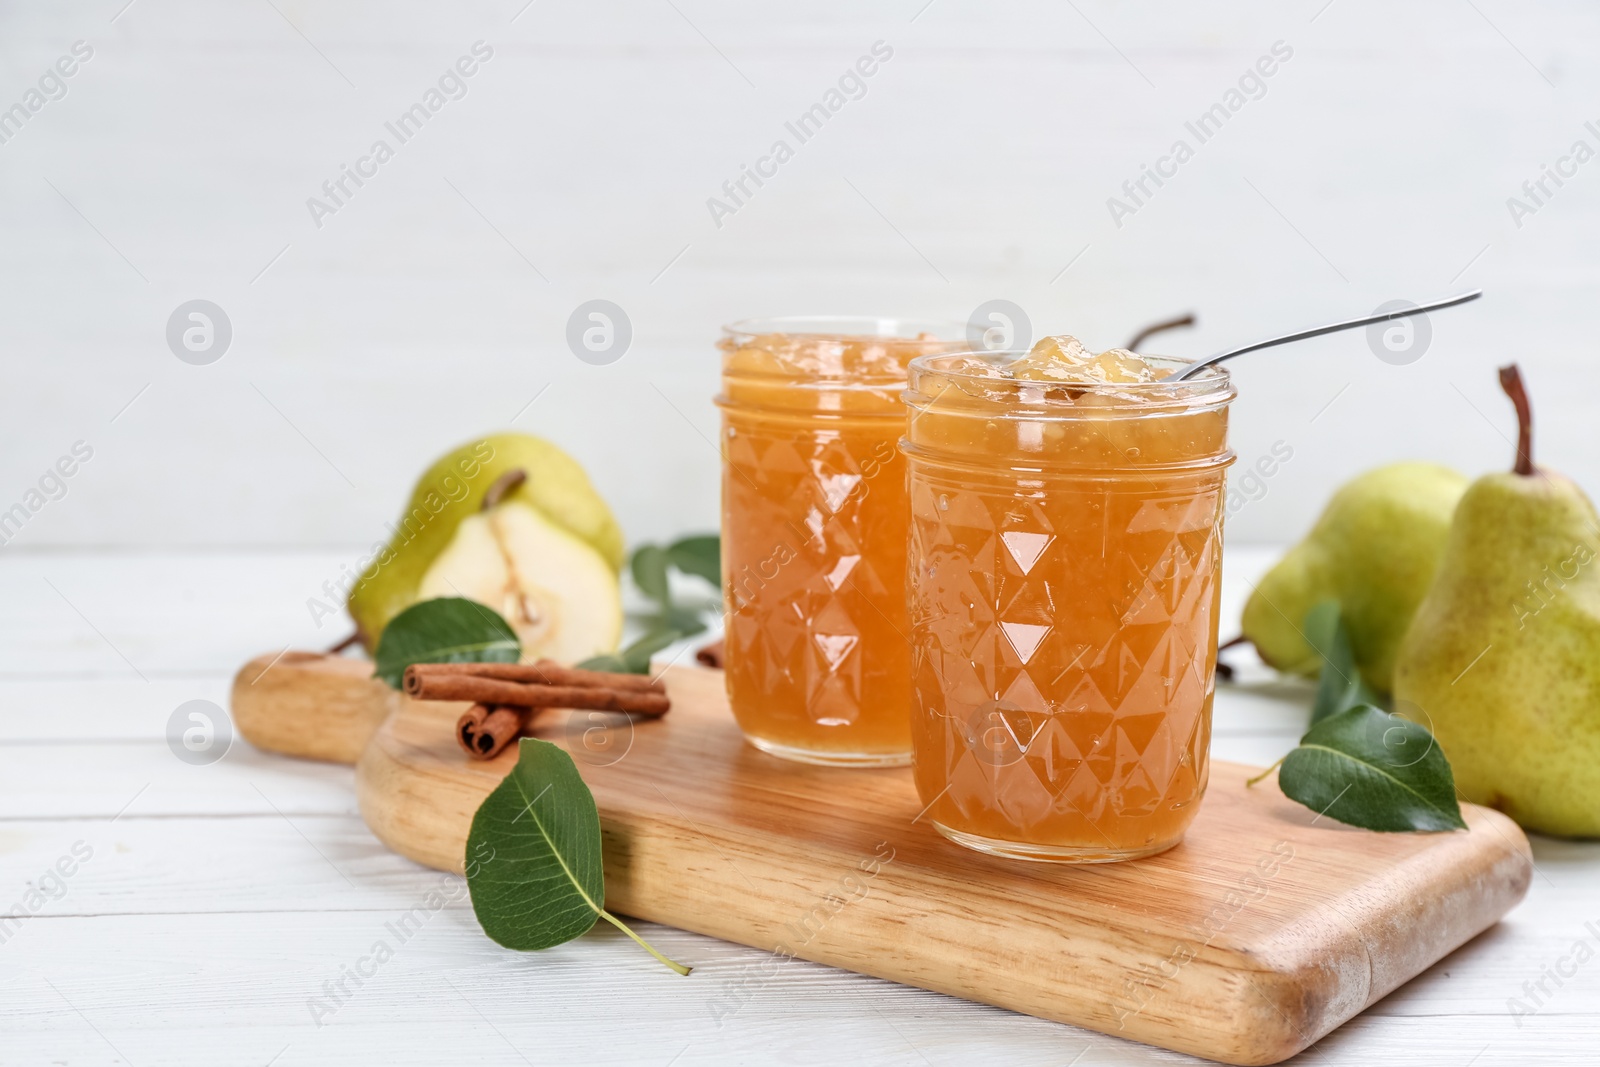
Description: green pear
1394,365,1600,837
1242,461,1467,692
347,434,625,658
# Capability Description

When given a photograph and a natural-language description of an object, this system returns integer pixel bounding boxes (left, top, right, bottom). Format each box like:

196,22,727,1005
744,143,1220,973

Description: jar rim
721,316,969,344
906,349,1234,401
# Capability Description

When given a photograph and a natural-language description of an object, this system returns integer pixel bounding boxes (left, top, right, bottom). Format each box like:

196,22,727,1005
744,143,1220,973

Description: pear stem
326,630,360,654
1213,634,1246,682
1498,364,1535,476
482,468,528,511
1125,312,1196,352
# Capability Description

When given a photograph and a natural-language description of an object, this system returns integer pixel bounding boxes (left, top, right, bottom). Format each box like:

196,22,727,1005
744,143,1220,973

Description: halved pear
417,502,622,663
346,433,624,653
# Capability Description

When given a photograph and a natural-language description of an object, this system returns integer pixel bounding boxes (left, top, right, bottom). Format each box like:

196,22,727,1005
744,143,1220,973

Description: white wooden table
2,546,1593,1065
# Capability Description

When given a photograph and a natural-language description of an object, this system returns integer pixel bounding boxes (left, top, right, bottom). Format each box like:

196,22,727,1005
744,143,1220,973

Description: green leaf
466,739,690,973
613,532,719,673
1303,601,1384,724
1278,704,1468,832
575,654,627,673
577,628,682,676
630,545,672,606
619,629,681,673
666,535,721,588
372,597,520,689
1300,599,1341,656
466,739,605,949
652,603,709,638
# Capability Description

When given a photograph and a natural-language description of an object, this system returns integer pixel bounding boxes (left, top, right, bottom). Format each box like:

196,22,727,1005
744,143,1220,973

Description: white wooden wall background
1,0,1597,556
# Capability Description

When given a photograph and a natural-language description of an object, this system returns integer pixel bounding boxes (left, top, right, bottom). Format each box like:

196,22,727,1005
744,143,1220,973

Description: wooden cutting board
233,653,1531,1066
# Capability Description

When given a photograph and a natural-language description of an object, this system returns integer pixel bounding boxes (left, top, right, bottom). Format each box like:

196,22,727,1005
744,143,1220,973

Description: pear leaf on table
1303,601,1385,724
372,597,520,688
1277,704,1468,832
465,738,690,973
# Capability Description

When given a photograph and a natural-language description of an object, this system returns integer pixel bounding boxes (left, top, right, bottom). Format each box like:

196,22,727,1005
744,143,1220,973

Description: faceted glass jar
901,351,1236,861
716,318,964,766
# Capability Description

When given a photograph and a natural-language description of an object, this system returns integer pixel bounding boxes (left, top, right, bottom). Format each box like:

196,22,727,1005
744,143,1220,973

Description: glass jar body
902,354,1235,860
717,320,962,766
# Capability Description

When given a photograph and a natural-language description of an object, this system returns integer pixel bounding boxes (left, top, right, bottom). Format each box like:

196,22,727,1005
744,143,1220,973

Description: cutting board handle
231,651,394,764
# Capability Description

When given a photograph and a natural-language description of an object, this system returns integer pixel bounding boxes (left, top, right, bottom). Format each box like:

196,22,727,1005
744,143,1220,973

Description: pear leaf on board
617,534,720,666
658,604,710,638
465,738,690,973
666,535,721,588
578,628,684,676
372,597,520,688
1303,601,1385,724
628,535,722,605
1278,704,1468,832
630,544,672,607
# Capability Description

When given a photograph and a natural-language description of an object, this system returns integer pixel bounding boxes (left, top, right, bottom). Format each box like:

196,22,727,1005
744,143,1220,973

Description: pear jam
901,338,1236,861
717,319,963,766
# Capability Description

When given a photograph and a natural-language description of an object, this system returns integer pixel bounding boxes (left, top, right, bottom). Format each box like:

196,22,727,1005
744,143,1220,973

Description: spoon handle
1165,289,1482,381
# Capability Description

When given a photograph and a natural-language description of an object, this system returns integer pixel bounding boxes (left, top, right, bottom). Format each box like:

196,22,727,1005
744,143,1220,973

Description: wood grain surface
338,659,1534,1066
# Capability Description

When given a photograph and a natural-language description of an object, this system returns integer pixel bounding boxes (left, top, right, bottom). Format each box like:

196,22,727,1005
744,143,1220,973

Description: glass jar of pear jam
717,318,964,766
901,345,1235,861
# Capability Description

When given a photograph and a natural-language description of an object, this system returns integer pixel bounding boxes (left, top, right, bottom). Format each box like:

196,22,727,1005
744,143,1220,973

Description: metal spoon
1163,289,1482,381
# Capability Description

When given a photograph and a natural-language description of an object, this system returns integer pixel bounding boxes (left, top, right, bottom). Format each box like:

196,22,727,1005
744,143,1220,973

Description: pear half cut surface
417,502,622,663
347,433,625,655
1394,365,1600,838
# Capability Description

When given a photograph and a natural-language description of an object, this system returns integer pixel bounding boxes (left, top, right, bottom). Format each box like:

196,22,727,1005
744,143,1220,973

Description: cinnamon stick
696,639,725,669
404,668,670,715
457,704,533,760
407,659,663,693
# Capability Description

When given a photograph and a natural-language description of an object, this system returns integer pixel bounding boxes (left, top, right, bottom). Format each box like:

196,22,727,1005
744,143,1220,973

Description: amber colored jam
901,352,1235,860
716,321,962,766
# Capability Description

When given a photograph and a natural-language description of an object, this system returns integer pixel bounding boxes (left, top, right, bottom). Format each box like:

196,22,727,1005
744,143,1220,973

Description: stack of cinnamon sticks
402,661,670,761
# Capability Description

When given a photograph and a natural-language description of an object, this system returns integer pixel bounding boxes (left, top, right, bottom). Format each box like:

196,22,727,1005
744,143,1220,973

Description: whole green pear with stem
1393,365,1600,837
1241,462,1466,693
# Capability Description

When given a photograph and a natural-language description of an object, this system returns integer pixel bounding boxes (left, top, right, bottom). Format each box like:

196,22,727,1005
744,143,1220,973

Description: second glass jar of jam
717,317,963,766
